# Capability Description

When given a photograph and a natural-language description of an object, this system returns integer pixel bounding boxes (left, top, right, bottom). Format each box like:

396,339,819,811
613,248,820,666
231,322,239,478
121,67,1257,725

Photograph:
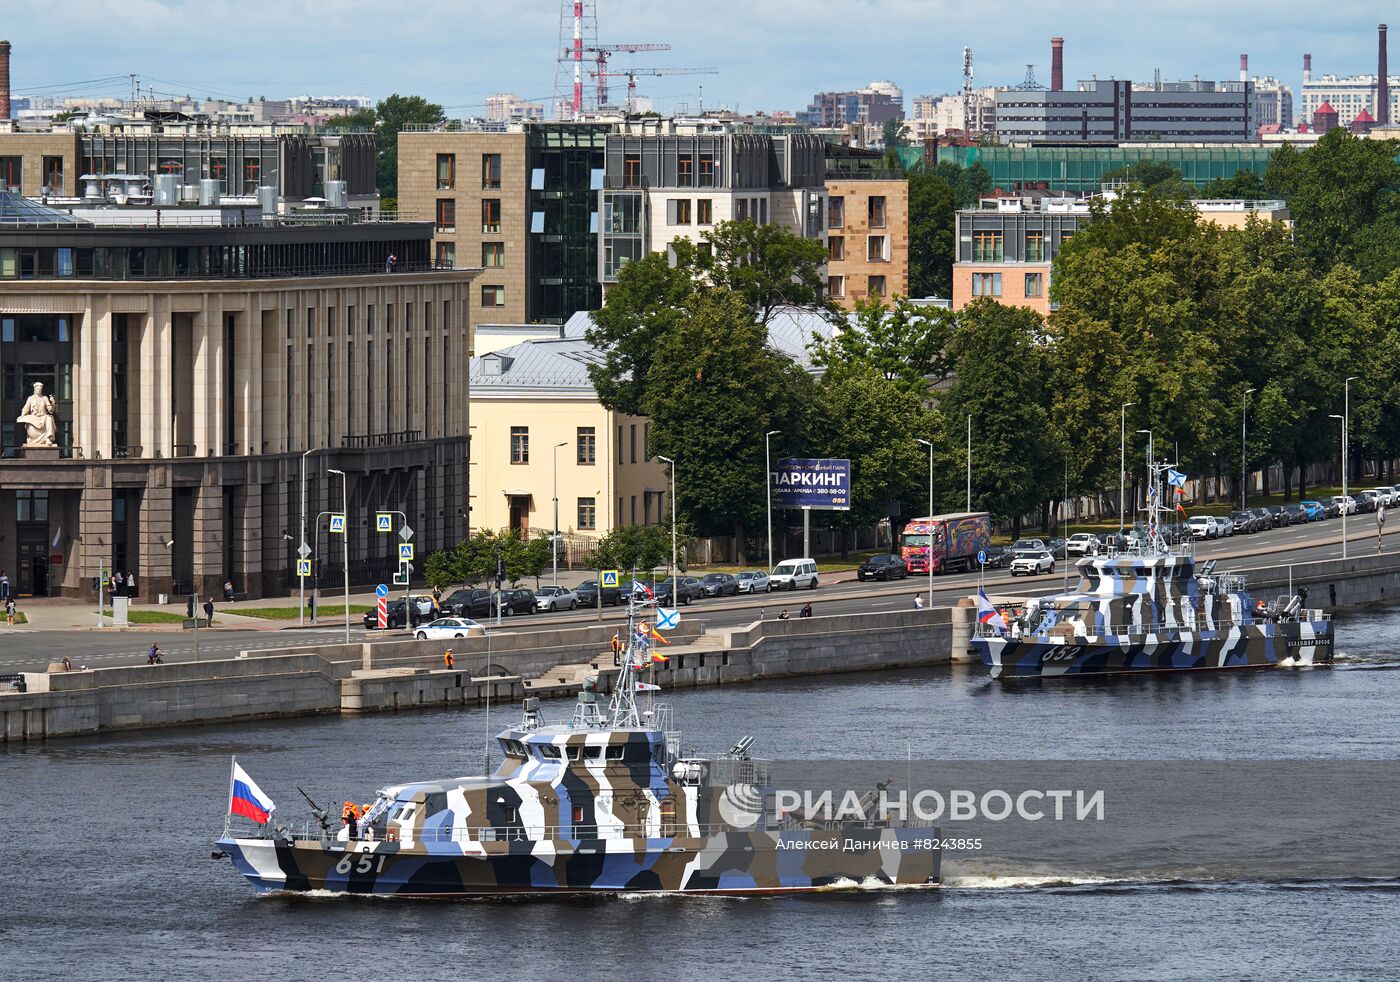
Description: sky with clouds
8,1,1396,115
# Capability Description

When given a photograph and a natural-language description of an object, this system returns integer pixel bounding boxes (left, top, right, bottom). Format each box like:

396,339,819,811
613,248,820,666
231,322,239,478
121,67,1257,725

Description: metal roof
0,191,91,227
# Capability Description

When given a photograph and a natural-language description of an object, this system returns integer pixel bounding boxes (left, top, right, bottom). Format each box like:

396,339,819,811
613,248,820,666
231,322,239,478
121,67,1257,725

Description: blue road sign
329,514,345,533
399,542,414,561
600,569,619,588
978,549,987,565
376,513,393,532
375,583,389,598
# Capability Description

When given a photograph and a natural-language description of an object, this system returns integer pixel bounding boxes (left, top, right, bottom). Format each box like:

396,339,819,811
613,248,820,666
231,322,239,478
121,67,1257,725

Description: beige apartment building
824,177,909,309
0,192,476,600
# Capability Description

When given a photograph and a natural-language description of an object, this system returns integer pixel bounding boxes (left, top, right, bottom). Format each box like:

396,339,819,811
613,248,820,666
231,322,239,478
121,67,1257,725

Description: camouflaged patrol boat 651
214,601,941,896
972,456,1333,680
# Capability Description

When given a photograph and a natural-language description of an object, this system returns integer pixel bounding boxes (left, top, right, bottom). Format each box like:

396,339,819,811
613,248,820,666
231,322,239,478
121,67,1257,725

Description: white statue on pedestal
16,382,57,447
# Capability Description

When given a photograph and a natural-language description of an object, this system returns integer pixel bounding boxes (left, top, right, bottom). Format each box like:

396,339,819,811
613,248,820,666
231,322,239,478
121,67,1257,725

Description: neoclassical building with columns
0,193,477,600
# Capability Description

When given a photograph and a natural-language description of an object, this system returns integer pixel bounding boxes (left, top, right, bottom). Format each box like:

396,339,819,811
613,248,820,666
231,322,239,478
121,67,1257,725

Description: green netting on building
935,145,1276,192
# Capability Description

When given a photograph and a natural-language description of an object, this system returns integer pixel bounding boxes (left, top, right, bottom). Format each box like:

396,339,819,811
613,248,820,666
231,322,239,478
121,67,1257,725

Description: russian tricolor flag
976,589,1008,634
228,760,276,824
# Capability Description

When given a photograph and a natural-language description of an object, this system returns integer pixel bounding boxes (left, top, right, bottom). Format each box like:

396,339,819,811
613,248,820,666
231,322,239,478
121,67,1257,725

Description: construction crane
590,67,718,114
583,43,672,106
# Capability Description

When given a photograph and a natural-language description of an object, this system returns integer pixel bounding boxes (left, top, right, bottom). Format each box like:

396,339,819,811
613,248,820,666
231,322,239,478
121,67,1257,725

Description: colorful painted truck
900,512,992,574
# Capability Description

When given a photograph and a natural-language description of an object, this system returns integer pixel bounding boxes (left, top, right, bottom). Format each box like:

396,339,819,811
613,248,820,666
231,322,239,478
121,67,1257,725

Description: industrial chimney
1379,25,1390,126
0,41,11,121
1240,54,1248,83
1051,37,1064,91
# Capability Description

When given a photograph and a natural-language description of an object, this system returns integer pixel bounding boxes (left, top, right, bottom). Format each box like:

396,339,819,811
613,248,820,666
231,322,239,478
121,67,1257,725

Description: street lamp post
1342,375,1359,559
657,455,677,576
917,438,934,608
965,415,972,513
1241,388,1255,511
765,430,780,572
327,468,350,643
552,442,567,586
298,448,318,626
1120,402,1135,536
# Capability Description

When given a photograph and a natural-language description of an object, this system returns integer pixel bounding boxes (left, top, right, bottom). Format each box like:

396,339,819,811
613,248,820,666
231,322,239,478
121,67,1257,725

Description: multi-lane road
0,515,1386,673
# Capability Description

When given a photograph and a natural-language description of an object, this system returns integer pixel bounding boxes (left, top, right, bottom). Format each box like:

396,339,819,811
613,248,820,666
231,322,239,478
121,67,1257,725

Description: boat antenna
483,621,492,772
607,585,644,727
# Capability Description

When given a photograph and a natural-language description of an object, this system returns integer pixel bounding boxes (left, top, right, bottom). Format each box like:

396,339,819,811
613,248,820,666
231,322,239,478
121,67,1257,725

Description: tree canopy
326,93,446,199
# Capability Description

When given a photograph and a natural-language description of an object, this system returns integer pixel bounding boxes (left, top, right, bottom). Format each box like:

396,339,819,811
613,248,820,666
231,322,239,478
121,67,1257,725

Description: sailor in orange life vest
610,632,623,665
443,649,455,669
342,800,358,839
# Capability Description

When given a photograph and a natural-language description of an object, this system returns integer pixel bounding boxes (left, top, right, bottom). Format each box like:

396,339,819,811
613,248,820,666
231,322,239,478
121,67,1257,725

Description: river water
5,607,1400,980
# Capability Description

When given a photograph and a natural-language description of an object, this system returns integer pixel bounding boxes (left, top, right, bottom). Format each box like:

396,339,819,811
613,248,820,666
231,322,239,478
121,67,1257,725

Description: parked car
1065,533,1101,557
856,554,909,582
362,596,437,630
534,585,578,612
1278,502,1308,525
1300,500,1327,521
413,617,485,641
1248,507,1275,531
770,558,819,590
655,576,705,606
1205,516,1232,537
1010,538,1048,552
735,570,772,594
1366,487,1396,508
1186,516,1217,539
701,573,740,597
1229,510,1256,534
980,544,1013,569
575,579,622,607
442,588,494,619
1009,549,1055,576
1355,490,1379,513
1327,495,1356,516
493,588,536,616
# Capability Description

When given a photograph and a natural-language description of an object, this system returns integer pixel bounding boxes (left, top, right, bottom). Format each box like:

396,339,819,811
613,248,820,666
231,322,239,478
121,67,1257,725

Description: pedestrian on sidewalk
1378,503,1387,551
0,570,10,601
914,594,926,609
799,602,813,618
223,579,235,602
5,598,15,626
203,597,215,625
778,608,790,620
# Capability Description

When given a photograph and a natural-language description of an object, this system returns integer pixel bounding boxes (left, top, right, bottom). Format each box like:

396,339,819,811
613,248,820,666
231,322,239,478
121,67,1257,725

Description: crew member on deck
343,801,358,839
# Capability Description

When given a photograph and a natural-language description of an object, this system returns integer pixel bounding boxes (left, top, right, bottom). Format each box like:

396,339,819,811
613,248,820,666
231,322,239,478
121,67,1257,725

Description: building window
828,196,844,228
867,235,889,262
643,422,651,460
828,236,845,261
629,423,637,463
869,275,886,297
435,241,455,267
1025,272,1044,297
482,199,501,234
973,231,1003,262
828,274,845,298
482,242,505,267
435,198,455,232
436,154,455,190
42,156,64,193
678,156,694,187
0,157,20,193
1025,230,1045,263
510,426,529,464
868,195,887,228
667,199,691,225
623,155,642,188
481,285,505,307
972,272,1002,297
698,154,715,187
482,153,501,190
697,198,713,224
578,497,597,530
577,426,596,465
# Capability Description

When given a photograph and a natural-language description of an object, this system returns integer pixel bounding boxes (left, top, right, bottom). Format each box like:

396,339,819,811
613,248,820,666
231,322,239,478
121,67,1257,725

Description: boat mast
606,590,643,727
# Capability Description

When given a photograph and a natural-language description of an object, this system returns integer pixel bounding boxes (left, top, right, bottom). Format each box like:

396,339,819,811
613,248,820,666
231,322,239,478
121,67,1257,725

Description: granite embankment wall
0,609,951,742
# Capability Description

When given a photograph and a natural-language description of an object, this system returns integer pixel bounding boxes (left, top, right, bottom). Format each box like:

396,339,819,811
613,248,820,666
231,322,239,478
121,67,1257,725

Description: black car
442,588,494,619
1267,504,1294,526
1248,507,1274,530
1279,502,1309,525
980,545,1013,569
655,576,705,605
701,573,740,597
856,554,909,582
362,595,436,630
575,579,622,607
493,588,536,616
1229,510,1257,534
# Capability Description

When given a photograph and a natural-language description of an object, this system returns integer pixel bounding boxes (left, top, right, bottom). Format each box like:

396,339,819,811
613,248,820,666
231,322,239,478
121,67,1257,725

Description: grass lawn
100,608,187,624
224,604,373,620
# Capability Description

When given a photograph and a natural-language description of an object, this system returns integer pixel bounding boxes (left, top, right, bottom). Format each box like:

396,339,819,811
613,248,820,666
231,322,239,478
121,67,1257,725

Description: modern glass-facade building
937,145,1277,193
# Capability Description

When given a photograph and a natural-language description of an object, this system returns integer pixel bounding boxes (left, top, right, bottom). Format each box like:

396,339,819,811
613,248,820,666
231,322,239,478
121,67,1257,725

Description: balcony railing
341,430,425,449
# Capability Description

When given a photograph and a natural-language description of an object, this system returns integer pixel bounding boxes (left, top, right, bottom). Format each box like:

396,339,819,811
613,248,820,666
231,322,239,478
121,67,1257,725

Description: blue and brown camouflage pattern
972,553,1333,679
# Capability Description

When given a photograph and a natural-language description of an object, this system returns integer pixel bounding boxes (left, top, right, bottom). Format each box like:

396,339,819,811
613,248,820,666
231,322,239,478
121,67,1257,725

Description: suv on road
856,554,908,582
443,588,494,619
655,576,705,606
770,558,819,591
575,579,622,607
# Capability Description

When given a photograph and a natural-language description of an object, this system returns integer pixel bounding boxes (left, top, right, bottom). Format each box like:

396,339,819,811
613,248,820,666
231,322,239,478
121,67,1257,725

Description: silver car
534,585,579,612
736,570,771,594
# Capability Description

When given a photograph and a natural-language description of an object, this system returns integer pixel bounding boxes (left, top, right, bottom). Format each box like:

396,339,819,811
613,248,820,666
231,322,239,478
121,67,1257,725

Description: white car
1065,533,1100,557
1186,516,1217,539
770,558,819,590
413,617,485,640
1331,495,1358,516
1209,516,1234,537
1009,549,1054,576
534,586,579,611
1368,488,1395,508
736,570,771,594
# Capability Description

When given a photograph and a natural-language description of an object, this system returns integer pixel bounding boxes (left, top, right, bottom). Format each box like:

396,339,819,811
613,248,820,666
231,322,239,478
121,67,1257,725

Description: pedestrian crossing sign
296,559,312,578
329,514,345,533
601,569,619,588
399,543,414,561
376,513,393,532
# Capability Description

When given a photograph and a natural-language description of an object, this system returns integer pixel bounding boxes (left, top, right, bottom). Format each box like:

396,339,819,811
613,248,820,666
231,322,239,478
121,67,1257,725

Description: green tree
809,295,954,392
1099,159,1193,200
583,524,683,573
881,117,909,151
1197,169,1267,199
643,290,817,557
326,94,445,198
674,219,831,322
906,168,958,298
423,549,455,590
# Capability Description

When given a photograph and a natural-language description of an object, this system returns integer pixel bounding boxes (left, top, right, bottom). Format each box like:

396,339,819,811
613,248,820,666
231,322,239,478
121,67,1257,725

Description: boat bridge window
605,745,626,761
583,746,602,761
538,744,562,760
566,745,582,761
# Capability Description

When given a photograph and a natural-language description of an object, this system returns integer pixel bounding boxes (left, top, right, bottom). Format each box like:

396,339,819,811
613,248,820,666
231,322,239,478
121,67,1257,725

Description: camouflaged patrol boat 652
214,601,941,896
972,456,1333,680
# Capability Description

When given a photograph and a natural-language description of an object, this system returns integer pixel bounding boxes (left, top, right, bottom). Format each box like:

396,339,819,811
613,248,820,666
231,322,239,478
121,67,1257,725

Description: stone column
78,468,113,600
138,468,174,602
86,300,113,461
138,298,172,458
232,481,263,597
192,470,224,599
191,297,226,457
237,303,265,456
